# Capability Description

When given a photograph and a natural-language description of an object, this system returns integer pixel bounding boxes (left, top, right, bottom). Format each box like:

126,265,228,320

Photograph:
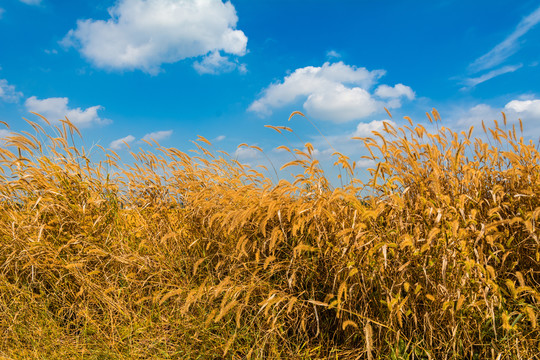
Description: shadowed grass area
0,110,538,359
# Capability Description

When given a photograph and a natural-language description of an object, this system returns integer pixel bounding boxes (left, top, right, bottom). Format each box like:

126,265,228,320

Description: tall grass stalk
0,111,538,359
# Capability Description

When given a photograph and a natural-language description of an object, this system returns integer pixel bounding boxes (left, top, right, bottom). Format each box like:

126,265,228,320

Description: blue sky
1,0,540,184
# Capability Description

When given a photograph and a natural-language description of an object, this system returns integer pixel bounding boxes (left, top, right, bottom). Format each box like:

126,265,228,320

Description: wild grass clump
0,110,538,359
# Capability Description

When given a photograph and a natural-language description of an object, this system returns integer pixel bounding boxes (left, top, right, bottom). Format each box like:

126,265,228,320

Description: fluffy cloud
193,50,243,74
142,130,173,142
25,96,110,128
352,119,397,138
248,62,414,122
374,84,415,108
505,99,540,118
303,84,378,122
63,0,248,74
356,159,377,168
0,79,23,103
234,146,261,161
375,84,415,100
110,135,135,150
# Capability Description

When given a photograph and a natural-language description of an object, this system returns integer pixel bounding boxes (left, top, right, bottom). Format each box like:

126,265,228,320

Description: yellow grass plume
0,112,538,359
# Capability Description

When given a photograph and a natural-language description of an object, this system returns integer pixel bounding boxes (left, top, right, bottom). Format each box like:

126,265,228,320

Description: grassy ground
0,111,539,359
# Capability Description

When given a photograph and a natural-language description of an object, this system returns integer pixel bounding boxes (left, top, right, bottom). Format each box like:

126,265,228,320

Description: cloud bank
452,97,540,140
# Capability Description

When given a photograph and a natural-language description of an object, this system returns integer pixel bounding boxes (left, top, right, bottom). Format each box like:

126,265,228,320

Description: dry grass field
0,110,538,359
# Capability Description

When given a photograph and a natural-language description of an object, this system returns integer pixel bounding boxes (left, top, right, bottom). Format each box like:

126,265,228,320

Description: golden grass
0,110,538,359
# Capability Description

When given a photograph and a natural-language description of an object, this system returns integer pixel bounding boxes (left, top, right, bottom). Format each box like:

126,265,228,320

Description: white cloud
0,8,5,18
248,61,410,122
193,50,239,74
356,159,377,168
24,96,110,128
110,135,135,150
462,64,523,89
237,63,247,74
326,50,341,58
0,79,23,103
469,5,540,73
142,130,173,142
374,83,415,108
453,99,540,140
215,135,225,141
375,84,415,100
437,101,539,155
303,84,378,122
454,104,504,130
18,0,41,5
63,0,248,74
352,119,397,138
235,146,261,160
505,99,540,117
306,119,396,162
